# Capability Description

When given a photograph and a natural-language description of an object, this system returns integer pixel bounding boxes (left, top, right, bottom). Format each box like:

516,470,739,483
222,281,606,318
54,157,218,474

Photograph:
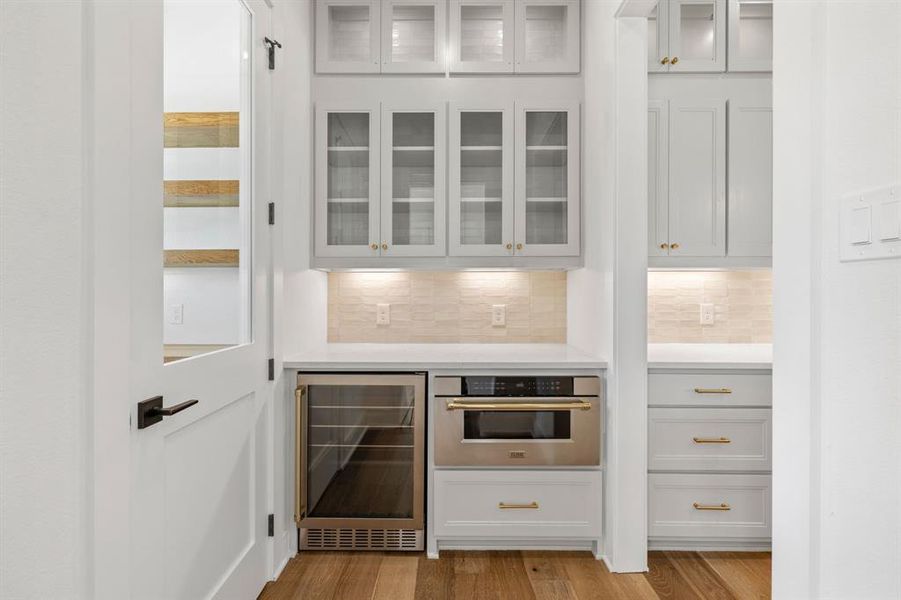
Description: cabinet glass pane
679,2,716,61
391,4,435,63
328,4,371,62
524,4,567,63
460,4,505,63
392,112,435,246
327,113,370,246
648,4,659,61
525,111,567,245
306,384,416,520
162,0,252,363
460,112,503,246
736,1,772,62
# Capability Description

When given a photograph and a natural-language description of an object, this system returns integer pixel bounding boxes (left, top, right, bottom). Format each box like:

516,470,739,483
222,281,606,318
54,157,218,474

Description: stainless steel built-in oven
434,375,603,467
295,373,425,551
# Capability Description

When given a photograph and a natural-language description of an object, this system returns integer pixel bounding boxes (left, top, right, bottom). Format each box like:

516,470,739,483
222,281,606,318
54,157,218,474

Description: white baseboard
648,537,772,552
436,538,597,554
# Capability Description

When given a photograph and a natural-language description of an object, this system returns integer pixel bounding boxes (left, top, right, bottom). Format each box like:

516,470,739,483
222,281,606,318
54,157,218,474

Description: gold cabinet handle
693,388,733,394
661,56,670,65
693,437,731,444
370,243,378,250
505,242,513,250
516,243,523,250
381,242,389,250
671,56,679,64
693,502,731,511
499,502,539,510
670,242,680,249
446,400,592,412
660,243,669,250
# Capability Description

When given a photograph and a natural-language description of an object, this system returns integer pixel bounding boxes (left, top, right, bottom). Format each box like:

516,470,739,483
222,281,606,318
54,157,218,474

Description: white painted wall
773,2,901,598
0,2,89,598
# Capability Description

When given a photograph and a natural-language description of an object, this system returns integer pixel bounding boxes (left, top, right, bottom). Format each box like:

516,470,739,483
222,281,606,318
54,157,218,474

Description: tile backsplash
328,271,567,343
648,270,772,343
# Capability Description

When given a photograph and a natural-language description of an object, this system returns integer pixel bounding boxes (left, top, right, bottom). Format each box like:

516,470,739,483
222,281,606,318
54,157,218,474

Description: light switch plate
376,303,390,326
167,303,184,325
491,304,506,327
841,185,901,262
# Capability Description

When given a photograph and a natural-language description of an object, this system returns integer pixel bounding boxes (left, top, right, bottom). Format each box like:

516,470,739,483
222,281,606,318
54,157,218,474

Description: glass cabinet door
667,0,726,72
449,104,514,256
515,104,579,256
315,107,380,257
727,0,772,72
315,0,380,73
381,106,446,256
381,0,446,73
449,0,515,73
647,2,670,72
514,0,580,74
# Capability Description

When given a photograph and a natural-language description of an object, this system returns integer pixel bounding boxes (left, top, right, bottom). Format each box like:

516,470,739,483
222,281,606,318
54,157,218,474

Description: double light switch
841,185,901,262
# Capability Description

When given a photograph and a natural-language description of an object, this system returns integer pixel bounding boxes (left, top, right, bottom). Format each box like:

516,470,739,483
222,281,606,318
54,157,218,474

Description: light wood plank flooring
259,550,771,600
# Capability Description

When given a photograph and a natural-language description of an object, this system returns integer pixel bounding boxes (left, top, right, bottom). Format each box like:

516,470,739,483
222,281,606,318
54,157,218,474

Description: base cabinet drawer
649,408,772,472
649,372,772,407
434,470,602,539
649,473,771,539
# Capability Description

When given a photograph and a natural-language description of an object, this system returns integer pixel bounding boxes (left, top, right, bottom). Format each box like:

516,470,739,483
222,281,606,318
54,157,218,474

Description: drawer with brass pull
649,473,771,540
649,407,771,472
648,372,772,407
434,470,602,539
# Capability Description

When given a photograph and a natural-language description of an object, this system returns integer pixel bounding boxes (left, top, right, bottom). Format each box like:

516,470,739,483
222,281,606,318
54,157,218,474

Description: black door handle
137,396,199,429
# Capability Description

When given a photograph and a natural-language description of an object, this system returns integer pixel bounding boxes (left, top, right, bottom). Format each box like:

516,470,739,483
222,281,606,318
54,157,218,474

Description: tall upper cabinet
649,0,726,72
728,0,773,72
448,0,580,74
316,0,446,73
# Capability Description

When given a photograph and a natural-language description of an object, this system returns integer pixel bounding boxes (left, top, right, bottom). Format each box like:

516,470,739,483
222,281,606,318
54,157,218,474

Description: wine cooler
295,373,425,551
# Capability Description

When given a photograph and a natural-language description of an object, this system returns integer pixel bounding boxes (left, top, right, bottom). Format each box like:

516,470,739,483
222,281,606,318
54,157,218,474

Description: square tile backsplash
328,271,567,343
648,270,773,343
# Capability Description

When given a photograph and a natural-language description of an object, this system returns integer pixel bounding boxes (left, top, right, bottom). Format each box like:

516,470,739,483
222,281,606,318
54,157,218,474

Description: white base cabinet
434,469,602,540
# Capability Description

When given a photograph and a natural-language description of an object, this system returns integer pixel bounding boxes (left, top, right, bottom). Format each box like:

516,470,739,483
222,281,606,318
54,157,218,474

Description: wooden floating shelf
163,344,234,363
164,180,239,207
164,111,239,148
164,249,239,268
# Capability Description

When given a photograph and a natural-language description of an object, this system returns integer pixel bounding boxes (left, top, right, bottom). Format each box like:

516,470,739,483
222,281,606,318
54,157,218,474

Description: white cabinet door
381,104,446,256
648,1,670,72
728,103,772,256
449,0,515,73
667,0,726,72
315,104,381,257
667,98,726,257
648,101,670,257
513,0,580,74
316,0,381,73
727,0,772,72
381,0,446,73
514,102,580,256
448,102,515,256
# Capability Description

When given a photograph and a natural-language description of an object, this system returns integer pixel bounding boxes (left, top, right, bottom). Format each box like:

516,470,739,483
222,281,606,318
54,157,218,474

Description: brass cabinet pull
693,388,733,394
505,242,513,250
693,437,731,444
516,242,523,250
499,501,539,510
660,243,669,250
381,242,389,250
370,242,378,250
661,56,670,65
670,242,680,249
671,56,679,64
446,400,592,412
693,502,731,511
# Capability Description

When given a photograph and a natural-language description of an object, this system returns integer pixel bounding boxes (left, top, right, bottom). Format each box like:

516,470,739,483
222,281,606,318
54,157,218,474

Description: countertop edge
284,360,608,370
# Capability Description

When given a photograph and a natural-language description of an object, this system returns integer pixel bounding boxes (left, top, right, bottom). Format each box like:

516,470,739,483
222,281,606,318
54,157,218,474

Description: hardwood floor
259,550,771,600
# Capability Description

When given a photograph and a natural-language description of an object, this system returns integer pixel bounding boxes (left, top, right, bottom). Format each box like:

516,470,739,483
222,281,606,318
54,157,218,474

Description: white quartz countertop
648,343,772,369
284,343,607,371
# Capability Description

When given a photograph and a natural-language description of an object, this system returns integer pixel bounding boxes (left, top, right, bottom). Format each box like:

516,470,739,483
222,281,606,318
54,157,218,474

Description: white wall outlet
491,304,506,327
167,303,184,325
376,303,390,326
700,303,715,326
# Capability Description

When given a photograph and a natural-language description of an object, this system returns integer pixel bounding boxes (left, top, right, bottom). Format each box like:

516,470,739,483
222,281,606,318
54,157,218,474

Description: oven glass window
463,410,571,440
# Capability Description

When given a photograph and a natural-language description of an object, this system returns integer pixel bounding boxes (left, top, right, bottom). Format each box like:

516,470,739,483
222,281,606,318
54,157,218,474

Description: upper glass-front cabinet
449,0,515,73
381,0,447,73
728,0,772,72
316,0,381,73
381,106,446,256
514,0,580,74
649,0,726,72
315,105,380,257
515,104,580,256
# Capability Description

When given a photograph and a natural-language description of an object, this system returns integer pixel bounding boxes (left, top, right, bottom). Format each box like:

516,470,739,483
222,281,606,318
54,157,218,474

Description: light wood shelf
164,180,239,207
164,249,239,268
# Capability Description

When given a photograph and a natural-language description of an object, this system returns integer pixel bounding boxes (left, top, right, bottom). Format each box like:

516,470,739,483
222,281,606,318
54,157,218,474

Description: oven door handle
445,399,593,411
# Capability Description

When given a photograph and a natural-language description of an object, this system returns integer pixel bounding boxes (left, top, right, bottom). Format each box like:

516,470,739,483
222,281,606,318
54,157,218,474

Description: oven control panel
460,376,574,397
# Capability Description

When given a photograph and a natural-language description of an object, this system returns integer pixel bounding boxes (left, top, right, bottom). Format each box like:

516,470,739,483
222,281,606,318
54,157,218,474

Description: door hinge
263,37,281,70
268,202,275,225
268,513,274,537
267,358,275,381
